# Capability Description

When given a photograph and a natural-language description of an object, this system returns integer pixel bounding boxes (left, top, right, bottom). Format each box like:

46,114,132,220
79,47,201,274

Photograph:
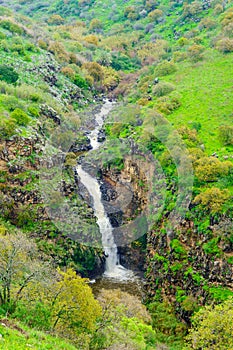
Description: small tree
148,9,163,23
185,298,233,349
47,14,65,25
187,44,204,62
193,187,230,213
219,125,233,145
216,38,233,53
0,65,19,84
50,269,102,337
89,18,103,31
0,232,47,308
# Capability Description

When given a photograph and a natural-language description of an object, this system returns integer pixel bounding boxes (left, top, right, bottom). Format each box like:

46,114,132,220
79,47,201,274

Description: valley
0,0,232,349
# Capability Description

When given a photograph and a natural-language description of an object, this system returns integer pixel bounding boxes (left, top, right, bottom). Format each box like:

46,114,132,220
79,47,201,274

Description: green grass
0,320,76,350
164,51,233,156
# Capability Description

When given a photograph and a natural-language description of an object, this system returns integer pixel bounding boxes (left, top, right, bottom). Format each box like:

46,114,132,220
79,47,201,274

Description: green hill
0,0,232,349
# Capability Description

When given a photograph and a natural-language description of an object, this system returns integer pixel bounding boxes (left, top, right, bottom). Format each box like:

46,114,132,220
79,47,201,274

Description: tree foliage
0,232,47,308
0,65,19,84
185,298,233,349
193,187,230,213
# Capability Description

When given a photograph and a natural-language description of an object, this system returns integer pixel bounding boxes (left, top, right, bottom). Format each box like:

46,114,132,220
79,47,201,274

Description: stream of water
76,100,134,280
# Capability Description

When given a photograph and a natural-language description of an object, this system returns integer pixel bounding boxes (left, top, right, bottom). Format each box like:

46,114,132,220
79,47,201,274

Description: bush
155,61,177,76
111,52,141,71
0,19,24,34
157,95,181,114
47,14,65,25
194,157,232,182
84,34,99,46
216,38,233,53
0,116,17,139
187,44,204,62
0,65,19,84
185,298,233,349
73,74,89,89
89,18,103,31
82,62,104,83
148,9,163,23
153,82,175,97
28,106,40,118
193,187,230,213
11,108,31,126
219,125,233,145
48,41,69,62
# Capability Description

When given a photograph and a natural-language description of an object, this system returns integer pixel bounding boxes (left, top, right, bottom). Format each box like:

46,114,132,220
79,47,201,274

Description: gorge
0,0,232,348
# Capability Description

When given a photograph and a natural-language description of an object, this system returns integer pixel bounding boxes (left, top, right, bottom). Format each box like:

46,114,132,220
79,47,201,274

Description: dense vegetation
0,0,232,348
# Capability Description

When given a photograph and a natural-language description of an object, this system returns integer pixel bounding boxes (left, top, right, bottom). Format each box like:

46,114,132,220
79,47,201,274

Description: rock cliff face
0,131,104,276
95,155,232,319
146,217,233,322
97,156,150,272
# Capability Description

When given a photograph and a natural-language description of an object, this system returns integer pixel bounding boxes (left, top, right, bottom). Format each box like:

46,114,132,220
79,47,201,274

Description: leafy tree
89,18,103,31
0,65,19,84
193,187,230,213
216,38,233,53
148,301,186,346
148,9,163,23
82,62,104,83
194,157,232,182
48,14,65,25
0,232,47,308
185,298,233,349
187,44,204,62
50,269,102,338
102,66,120,90
90,288,157,349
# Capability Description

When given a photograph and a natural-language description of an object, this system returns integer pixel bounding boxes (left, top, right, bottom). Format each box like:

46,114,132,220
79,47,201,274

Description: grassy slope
0,320,76,350
165,51,233,155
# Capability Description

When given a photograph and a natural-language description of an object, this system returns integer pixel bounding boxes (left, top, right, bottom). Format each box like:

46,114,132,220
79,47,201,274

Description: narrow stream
76,100,134,280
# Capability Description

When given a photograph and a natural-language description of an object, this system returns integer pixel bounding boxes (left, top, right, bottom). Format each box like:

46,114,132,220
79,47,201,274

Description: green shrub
13,301,51,330
0,31,6,40
203,237,221,257
185,297,233,349
28,106,40,117
0,19,24,34
0,116,17,138
0,65,19,84
153,82,175,97
219,125,233,145
216,38,233,53
11,108,31,126
155,61,177,76
73,74,89,89
170,239,187,259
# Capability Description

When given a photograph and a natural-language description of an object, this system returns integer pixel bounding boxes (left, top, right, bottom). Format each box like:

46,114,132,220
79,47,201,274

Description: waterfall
76,100,133,279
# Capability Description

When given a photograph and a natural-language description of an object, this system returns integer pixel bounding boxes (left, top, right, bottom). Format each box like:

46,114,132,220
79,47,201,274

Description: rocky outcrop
145,217,233,322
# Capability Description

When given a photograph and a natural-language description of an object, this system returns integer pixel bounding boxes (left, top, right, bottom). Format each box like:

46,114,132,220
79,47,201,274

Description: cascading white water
76,100,133,279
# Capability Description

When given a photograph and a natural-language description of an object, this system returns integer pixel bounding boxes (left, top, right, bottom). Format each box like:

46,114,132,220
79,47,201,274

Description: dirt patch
0,318,28,336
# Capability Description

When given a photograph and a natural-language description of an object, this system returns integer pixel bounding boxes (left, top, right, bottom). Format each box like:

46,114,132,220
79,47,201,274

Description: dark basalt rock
70,139,92,153
40,104,61,125
97,129,106,142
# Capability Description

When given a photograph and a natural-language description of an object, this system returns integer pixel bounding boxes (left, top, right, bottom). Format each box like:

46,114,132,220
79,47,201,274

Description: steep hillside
0,0,233,349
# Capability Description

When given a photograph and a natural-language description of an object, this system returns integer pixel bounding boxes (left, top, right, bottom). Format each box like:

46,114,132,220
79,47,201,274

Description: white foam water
76,101,134,280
